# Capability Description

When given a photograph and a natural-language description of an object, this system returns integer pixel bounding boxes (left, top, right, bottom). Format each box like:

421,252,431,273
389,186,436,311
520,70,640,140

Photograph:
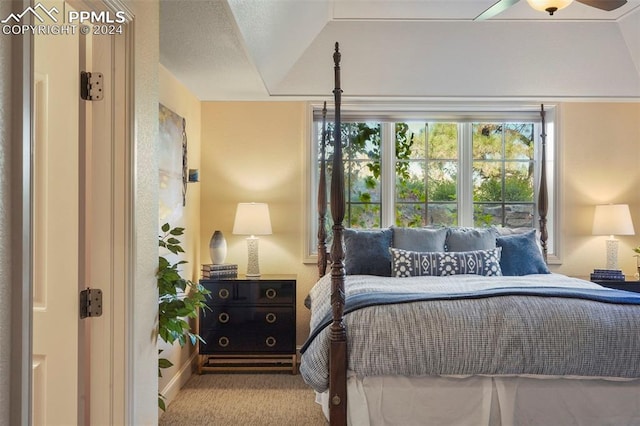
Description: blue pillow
344,228,393,276
496,230,550,276
390,247,503,277
391,226,447,252
445,227,497,252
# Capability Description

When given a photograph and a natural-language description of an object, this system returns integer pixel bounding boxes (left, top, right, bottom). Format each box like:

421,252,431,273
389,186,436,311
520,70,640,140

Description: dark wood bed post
318,101,328,277
538,104,549,262
329,42,348,426
318,52,549,425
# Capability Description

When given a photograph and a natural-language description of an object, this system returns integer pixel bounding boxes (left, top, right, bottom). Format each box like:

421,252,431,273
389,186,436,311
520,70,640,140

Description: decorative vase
209,230,227,264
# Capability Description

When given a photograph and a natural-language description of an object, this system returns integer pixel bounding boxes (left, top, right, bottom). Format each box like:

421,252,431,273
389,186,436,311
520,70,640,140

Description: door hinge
80,288,103,319
80,71,104,101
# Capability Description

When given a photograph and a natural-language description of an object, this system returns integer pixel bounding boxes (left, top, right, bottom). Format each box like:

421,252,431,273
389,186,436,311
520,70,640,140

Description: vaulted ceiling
160,0,640,101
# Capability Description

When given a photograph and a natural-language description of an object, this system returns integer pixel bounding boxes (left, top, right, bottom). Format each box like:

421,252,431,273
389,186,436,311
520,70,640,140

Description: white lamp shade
232,203,272,236
592,204,635,236
526,0,573,13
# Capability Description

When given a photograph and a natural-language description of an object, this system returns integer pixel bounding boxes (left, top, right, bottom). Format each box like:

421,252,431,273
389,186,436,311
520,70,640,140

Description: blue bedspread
299,274,640,393
301,285,640,353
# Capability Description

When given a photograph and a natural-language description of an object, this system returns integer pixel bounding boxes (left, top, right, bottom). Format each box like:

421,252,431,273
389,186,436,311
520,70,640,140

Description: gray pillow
496,230,550,276
445,227,497,252
390,247,503,277
344,228,393,276
391,226,447,252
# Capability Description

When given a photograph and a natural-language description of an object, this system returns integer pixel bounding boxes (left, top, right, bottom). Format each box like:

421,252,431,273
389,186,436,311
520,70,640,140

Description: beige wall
200,101,640,346
158,64,202,404
553,102,640,277
200,101,318,344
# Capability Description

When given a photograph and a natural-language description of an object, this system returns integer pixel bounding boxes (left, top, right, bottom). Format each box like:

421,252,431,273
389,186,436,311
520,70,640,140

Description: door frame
10,1,34,424
11,0,136,424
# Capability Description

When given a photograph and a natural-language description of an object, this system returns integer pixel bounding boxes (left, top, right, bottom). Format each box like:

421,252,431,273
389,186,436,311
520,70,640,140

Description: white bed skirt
316,373,640,425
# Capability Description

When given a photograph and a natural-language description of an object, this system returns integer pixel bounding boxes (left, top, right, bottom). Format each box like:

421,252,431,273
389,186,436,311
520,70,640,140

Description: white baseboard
159,351,198,413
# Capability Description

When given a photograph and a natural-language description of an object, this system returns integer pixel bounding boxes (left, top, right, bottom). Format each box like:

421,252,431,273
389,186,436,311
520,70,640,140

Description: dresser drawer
200,306,295,354
203,280,295,305
198,275,297,372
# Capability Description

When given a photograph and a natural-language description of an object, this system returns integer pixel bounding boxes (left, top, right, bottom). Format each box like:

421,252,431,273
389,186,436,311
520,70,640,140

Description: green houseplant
157,223,210,410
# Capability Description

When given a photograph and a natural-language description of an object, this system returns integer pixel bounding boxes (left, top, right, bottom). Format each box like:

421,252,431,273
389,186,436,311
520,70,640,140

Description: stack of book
202,263,238,279
590,269,625,281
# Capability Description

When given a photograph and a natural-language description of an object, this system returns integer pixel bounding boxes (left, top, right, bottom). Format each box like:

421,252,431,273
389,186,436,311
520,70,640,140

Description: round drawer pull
218,336,230,347
218,312,230,324
218,288,230,299
265,336,276,347
265,312,277,324
265,288,277,299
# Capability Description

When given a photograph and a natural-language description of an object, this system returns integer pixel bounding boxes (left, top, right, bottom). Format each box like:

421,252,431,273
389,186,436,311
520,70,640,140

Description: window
307,104,558,262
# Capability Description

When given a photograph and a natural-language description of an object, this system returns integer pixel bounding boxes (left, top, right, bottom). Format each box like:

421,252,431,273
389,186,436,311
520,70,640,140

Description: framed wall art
159,103,187,225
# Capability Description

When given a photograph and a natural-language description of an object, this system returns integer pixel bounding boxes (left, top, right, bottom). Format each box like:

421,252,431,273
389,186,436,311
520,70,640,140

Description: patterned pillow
390,247,503,278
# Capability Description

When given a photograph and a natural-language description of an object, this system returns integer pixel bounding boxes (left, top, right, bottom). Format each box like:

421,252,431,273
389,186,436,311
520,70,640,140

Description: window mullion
501,124,507,227
458,123,474,226
381,122,395,227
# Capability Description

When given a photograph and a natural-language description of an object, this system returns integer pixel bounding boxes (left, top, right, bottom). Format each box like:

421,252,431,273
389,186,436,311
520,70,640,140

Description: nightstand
198,274,297,374
591,279,640,294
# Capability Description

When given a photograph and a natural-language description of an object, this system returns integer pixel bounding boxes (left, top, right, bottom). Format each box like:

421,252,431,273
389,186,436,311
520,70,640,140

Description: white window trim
303,101,561,265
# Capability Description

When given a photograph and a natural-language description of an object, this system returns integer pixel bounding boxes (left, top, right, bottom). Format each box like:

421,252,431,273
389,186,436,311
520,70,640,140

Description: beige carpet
159,373,328,426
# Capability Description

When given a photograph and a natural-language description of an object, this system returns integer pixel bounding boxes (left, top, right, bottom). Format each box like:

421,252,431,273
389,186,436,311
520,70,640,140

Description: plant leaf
170,227,185,235
158,394,166,411
159,358,174,369
157,222,211,392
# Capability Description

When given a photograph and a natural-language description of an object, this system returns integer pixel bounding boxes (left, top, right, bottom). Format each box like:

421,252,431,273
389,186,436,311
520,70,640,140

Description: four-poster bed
300,43,640,425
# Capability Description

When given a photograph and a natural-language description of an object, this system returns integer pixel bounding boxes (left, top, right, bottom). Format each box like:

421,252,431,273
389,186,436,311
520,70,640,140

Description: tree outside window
317,120,536,231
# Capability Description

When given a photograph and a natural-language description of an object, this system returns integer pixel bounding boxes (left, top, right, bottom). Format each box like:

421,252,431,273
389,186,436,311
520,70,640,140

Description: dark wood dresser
592,279,640,294
198,274,297,374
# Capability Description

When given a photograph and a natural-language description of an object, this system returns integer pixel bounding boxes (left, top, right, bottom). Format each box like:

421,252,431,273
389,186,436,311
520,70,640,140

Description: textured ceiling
160,0,640,100
160,0,267,99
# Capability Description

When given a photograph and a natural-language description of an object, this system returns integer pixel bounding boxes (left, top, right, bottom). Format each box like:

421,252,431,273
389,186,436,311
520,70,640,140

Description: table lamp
232,202,272,277
592,204,635,270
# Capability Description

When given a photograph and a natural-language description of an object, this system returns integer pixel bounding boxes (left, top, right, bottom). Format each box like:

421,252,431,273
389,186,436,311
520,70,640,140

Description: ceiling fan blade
576,0,627,11
475,0,521,20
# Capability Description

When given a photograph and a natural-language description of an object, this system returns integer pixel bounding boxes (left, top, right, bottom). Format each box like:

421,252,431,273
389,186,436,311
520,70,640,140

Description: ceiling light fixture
526,0,574,15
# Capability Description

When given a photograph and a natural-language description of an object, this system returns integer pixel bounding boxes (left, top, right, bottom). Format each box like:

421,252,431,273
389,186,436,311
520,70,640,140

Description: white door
32,1,131,424
33,3,80,423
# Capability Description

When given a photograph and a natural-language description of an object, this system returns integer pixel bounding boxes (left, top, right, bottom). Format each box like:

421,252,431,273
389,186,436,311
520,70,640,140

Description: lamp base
605,238,619,271
246,236,260,277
